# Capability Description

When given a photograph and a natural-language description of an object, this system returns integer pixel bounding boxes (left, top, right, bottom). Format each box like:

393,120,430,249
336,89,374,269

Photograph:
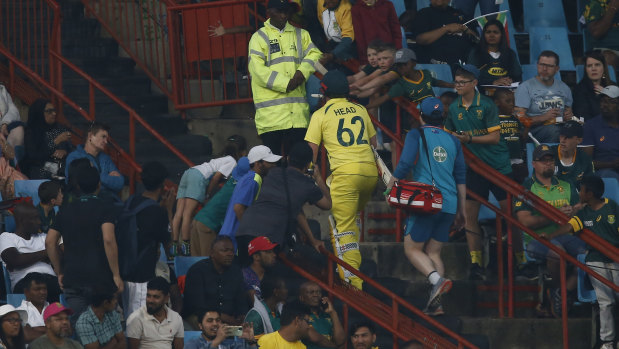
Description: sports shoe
469,263,486,281
427,278,452,309
600,342,614,349
548,288,563,318
169,242,178,257
515,263,539,281
423,298,445,316
181,241,191,256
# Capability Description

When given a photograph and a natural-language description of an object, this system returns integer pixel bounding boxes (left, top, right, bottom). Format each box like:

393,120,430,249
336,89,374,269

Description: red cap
248,236,278,256
43,302,73,322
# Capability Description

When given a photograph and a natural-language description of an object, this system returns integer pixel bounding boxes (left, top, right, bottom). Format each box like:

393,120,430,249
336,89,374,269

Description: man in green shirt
298,282,345,349
514,144,585,317
551,121,594,187
244,276,286,337
547,175,619,349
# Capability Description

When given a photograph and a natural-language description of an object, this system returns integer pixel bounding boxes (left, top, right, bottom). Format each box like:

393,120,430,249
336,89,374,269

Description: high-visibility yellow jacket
248,19,322,135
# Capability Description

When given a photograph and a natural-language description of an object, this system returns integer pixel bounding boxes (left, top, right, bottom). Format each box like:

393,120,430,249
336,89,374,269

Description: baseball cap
394,48,417,64
267,0,300,12
248,236,278,256
420,97,444,116
600,85,619,99
559,120,583,138
43,302,73,322
533,144,554,161
0,305,27,324
248,145,282,164
231,157,250,180
456,64,480,80
320,70,349,96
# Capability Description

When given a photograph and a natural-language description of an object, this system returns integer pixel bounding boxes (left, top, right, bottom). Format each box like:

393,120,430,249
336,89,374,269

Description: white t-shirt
192,156,236,180
126,305,184,349
322,10,343,42
0,232,56,291
17,299,48,327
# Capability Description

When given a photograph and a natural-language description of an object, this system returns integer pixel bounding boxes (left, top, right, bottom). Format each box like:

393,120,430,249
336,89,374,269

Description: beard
541,168,554,178
146,303,164,315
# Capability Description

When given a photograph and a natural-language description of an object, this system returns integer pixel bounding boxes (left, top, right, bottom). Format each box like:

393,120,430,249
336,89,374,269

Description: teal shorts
194,178,236,231
176,168,208,202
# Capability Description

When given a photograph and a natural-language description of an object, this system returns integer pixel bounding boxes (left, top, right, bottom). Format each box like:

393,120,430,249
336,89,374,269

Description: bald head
299,281,322,307
14,202,41,237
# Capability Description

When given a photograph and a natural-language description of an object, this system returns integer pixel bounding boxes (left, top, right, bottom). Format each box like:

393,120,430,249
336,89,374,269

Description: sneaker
600,342,614,349
423,300,445,316
181,241,191,256
469,263,486,281
515,263,539,281
169,242,178,257
427,278,452,309
548,288,562,318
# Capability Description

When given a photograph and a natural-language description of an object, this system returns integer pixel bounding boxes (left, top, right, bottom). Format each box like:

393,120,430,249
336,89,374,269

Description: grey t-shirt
30,335,84,349
515,77,573,118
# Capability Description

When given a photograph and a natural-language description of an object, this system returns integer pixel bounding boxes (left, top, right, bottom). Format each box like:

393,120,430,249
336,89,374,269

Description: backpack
116,195,158,280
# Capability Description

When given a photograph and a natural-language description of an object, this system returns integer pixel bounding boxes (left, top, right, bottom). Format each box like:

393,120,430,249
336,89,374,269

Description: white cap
247,145,282,164
0,305,27,324
600,85,619,99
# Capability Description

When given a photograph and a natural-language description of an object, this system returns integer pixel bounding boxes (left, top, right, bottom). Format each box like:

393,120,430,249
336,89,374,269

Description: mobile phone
321,300,329,310
227,326,243,337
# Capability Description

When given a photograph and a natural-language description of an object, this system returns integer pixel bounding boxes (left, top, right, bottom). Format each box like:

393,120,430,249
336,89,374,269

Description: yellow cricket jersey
257,331,307,349
305,98,376,170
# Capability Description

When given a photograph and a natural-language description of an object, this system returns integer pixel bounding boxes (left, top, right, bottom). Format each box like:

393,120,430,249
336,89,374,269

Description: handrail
280,248,479,349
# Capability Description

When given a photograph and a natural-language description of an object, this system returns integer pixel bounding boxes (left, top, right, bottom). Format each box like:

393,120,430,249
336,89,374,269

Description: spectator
64,122,123,200
185,309,257,349
317,0,355,65
298,281,345,349
514,50,574,144
257,301,312,348
16,273,48,343
235,142,331,263
75,289,126,349
348,40,382,84
0,83,24,163
0,202,60,302
30,303,82,349
386,97,466,315
121,161,174,318
445,65,517,281
514,145,584,318
305,70,379,290
349,320,376,349
171,136,246,257
350,43,398,98
46,166,123,326
126,277,183,349
546,176,618,349
410,0,476,64
453,0,498,20
219,146,281,255
572,50,616,121
243,236,278,300
351,0,401,65
154,251,182,314
584,0,619,71
183,236,249,327
495,89,528,184
36,181,63,234
244,275,287,336
191,156,250,257
63,158,93,205
247,0,322,156
440,91,458,117
467,19,522,88
582,85,619,181
22,99,72,179
0,304,27,349
550,121,594,186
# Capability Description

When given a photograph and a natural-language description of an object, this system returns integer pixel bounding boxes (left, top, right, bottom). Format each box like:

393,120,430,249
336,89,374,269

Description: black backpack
116,195,158,279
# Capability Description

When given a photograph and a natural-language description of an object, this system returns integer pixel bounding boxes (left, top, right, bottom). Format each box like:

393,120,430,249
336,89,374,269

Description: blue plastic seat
415,64,454,96
7,294,25,307
523,0,568,33
576,253,597,303
390,0,405,17
185,331,202,343
529,27,576,72
575,65,616,82
478,193,499,221
13,180,49,206
602,178,619,203
174,256,208,277
521,64,561,82
416,0,430,10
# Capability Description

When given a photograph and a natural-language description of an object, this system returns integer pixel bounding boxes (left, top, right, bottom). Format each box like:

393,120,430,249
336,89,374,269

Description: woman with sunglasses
0,305,27,349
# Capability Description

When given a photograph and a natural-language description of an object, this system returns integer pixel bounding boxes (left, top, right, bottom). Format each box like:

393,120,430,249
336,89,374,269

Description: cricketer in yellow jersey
305,70,378,289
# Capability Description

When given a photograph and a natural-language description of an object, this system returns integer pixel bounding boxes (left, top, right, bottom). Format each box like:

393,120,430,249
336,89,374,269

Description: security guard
305,70,378,289
248,0,322,155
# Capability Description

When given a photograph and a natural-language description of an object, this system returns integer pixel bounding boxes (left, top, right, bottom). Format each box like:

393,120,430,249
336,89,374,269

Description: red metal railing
280,247,479,349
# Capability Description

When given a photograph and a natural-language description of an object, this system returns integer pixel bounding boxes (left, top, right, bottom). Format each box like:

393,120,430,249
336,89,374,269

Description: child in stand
36,180,63,234
348,39,383,84
171,135,247,256
494,89,528,184
349,42,398,98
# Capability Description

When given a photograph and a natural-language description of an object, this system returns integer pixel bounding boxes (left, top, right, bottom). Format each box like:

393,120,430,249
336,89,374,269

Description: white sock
427,271,441,285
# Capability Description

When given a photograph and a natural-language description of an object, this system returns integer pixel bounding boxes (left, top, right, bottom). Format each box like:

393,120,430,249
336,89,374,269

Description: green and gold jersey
569,198,619,263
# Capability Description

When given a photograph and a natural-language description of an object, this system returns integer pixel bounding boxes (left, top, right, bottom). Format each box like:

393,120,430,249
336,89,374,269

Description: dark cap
394,48,417,64
320,70,349,96
267,0,300,12
533,144,554,161
456,64,480,79
559,120,583,138
420,97,443,116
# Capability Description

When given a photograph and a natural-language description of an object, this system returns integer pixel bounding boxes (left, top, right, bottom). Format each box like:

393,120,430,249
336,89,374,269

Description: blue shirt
65,145,124,193
184,335,254,349
218,171,262,247
393,126,466,214
582,115,619,163
75,306,122,346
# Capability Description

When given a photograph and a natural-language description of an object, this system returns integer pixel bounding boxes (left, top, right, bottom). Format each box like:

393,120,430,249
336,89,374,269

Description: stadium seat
14,179,49,206
576,253,596,303
174,256,208,277
0,192,15,233
7,294,25,307
528,27,576,72
390,0,405,17
415,64,454,96
602,178,619,203
478,192,499,221
575,65,616,82
185,331,202,342
523,0,568,32
416,0,429,10
521,64,561,82
159,244,167,262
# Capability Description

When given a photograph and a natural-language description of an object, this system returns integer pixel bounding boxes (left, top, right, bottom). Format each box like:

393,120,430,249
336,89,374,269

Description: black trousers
259,128,307,156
